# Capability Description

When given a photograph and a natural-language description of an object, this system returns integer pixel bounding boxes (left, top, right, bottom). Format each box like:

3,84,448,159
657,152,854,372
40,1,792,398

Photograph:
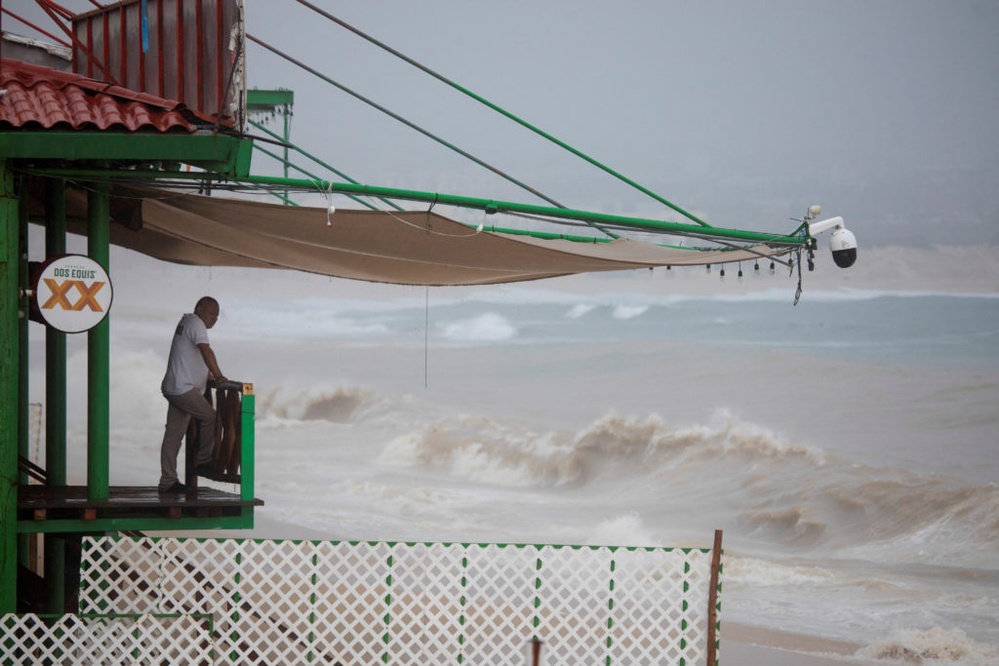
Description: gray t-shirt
162,313,210,395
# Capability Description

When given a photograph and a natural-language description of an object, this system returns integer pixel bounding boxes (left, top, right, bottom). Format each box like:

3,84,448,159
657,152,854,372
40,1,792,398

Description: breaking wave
376,409,999,565
380,410,824,486
439,312,517,342
257,385,380,423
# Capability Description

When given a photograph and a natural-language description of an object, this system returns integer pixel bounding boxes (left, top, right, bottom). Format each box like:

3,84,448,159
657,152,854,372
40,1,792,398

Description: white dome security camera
829,227,857,268
807,215,858,269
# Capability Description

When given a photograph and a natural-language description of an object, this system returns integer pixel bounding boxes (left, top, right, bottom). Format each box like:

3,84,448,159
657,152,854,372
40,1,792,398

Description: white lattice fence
0,612,213,664
78,536,722,665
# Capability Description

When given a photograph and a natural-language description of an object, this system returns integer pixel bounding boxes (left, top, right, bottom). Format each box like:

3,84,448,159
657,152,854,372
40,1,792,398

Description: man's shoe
196,464,219,480
159,482,189,494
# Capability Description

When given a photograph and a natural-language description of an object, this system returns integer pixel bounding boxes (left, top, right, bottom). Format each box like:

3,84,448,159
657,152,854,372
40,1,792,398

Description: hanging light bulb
719,266,726,280
706,264,712,274
769,261,776,275
738,263,744,281
754,260,761,275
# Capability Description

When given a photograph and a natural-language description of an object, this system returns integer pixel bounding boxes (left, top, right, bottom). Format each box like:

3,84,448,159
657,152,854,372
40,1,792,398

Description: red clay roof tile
0,58,203,133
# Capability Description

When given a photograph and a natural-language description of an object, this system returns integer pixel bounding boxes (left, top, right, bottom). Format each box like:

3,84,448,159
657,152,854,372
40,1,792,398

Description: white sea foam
257,385,380,423
566,303,596,319
586,514,656,547
439,312,517,342
612,304,649,319
856,627,999,665
724,556,839,587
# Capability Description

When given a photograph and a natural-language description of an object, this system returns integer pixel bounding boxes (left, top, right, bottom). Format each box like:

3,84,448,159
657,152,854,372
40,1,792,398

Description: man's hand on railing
209,378,245,392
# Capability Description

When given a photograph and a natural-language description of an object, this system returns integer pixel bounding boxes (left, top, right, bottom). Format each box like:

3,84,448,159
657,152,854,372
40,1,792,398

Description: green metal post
45,178,67,613
0,159,19,613
87,183,110,502
45,178,67,485
240,389,255,505
246,89,294,204
17,178,29,570
283,105,291,204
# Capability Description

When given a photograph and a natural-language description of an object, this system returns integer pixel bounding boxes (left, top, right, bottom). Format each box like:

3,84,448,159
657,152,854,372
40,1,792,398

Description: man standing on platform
157,296,227,493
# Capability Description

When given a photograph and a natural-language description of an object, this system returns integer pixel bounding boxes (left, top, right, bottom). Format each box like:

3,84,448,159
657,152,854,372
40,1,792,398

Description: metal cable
292,0,711,228
245,32,619,240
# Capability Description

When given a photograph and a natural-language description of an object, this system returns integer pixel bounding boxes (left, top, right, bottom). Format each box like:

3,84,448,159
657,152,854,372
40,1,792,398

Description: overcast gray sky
7,1,999,246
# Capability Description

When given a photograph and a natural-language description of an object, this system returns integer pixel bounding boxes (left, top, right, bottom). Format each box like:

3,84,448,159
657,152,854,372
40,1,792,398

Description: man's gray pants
159,388,216,490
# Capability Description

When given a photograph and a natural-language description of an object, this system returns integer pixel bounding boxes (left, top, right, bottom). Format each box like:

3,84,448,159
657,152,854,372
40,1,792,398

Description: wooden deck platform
18,485,264,524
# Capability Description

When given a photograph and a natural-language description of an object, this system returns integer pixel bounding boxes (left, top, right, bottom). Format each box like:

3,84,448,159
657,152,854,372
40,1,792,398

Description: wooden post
531,637,542,666
706,529,723,666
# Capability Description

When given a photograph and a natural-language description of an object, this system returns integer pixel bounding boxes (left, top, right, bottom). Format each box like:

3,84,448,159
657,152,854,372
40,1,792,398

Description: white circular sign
33,254,114,333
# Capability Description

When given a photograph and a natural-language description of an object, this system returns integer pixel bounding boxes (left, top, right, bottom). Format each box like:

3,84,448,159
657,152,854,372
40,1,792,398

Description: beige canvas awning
56,188,781,286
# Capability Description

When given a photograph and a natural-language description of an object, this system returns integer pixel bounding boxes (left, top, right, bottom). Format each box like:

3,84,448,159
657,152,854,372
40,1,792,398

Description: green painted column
45,178,67,613
17,180,30,571
87,183,110,502
45,178,67,485
0,159,19,613
240,389,255,504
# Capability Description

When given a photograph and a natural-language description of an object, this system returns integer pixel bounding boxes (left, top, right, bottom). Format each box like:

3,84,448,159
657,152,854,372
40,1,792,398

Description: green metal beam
246,88,294,112
0,132,254,177
247,90,294,202
0,159,18,613
252,176,807,246
45,179,69,615
17,175,29,573
241,392,255,504
17,511,255,534
21,167,809,248
251,176,805,246
87,184,110,503
45,180,67,488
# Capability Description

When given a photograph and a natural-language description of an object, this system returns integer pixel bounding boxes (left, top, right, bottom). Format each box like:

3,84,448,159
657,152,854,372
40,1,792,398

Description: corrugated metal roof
0,58,205,133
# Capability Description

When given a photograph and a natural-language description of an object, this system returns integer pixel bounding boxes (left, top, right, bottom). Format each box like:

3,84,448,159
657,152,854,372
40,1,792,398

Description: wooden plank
16,484,264,529
18,485,262,510
706,529,723,666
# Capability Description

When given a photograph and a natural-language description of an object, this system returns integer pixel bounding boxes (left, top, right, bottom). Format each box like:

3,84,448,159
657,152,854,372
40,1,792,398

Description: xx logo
41,278,107,312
